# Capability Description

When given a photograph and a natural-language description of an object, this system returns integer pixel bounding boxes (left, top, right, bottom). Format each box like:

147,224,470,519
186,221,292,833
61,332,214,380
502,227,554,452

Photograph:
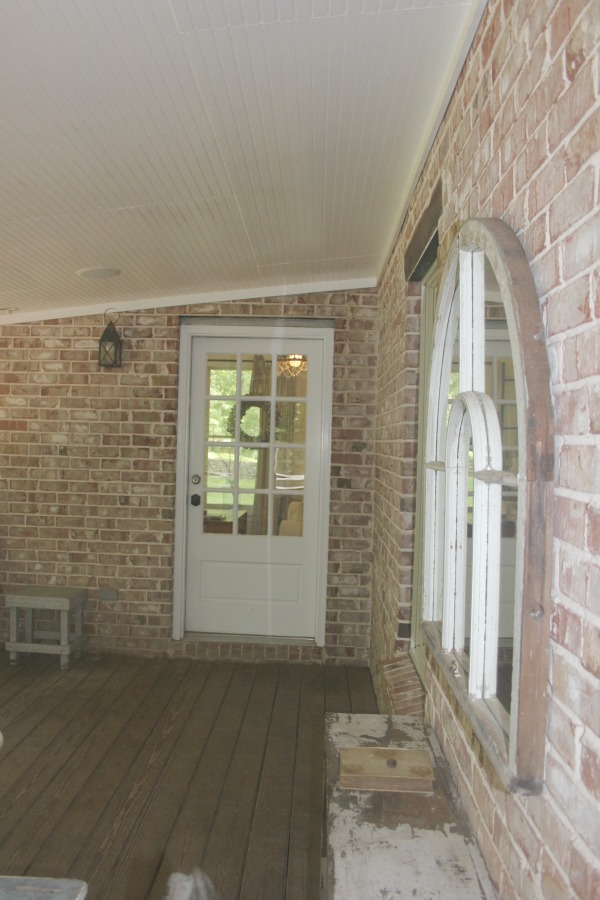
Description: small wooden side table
5,586,87,669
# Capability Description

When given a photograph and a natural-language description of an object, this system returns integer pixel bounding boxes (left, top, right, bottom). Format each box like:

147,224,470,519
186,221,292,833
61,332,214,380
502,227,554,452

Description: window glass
206,400,235,442
274,495,304,536
238,492,268,536
276,355,308,395
208,354,237,396
204,444,236,490
242,354,272,395
421,219,553,790
200,351,311,539
430,248,512,699
276,401,306,443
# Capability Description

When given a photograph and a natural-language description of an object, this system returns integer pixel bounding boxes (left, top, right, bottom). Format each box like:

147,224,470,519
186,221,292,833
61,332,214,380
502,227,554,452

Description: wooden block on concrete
339,746,433,793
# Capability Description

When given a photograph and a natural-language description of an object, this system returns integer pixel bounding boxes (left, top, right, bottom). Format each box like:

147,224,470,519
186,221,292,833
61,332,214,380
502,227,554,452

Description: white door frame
172,318,333,644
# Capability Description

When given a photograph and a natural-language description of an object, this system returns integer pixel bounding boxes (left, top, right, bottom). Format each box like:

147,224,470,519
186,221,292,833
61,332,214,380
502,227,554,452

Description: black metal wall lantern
98,311,123,368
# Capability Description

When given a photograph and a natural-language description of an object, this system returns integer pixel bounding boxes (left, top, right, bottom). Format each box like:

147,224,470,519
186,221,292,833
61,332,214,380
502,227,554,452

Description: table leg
8,607,18,665
60,609,70,669
74,603,83,658
25,608,33,642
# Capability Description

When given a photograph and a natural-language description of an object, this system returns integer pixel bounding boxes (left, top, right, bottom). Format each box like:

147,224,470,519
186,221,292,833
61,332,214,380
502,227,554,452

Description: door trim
173,318,334,644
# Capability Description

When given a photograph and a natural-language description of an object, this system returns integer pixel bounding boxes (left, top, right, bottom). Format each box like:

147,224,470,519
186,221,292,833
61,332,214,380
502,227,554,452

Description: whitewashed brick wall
372,0,599,896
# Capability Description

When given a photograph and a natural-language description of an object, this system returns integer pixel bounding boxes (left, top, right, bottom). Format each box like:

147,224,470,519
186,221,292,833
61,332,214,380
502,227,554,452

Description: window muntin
202,352,307,536
443,390,503,698
421,219,553,791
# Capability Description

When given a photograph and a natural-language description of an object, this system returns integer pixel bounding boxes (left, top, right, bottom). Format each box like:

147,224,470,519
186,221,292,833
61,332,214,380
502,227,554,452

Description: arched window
421,219,553,791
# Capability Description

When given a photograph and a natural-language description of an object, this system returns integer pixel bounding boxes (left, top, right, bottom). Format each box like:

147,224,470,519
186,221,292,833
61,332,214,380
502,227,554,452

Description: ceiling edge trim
0,277,377,326
376,0,489,286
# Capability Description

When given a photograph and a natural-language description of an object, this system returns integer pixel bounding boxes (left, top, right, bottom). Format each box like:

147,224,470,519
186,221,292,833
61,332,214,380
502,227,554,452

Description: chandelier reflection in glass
278,354,307,378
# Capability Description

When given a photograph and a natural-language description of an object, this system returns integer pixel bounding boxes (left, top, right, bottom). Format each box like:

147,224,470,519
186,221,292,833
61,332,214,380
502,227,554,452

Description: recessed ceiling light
76,267,121,279
0,307,20,314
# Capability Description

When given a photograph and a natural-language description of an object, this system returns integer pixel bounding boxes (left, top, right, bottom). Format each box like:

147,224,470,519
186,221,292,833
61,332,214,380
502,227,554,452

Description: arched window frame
421,219,554,792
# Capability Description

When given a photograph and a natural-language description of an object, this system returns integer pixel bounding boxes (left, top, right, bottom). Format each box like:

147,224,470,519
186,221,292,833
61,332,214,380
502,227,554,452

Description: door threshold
183,632,318,647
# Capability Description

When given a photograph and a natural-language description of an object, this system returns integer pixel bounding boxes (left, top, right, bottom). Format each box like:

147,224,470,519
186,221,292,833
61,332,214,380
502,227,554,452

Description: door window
201,352,307,537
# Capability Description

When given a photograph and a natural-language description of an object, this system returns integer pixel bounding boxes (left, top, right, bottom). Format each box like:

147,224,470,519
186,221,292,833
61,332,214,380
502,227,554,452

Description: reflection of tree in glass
208,366,237,439
206,448,259,490
208,400,234,440
206,450,235,486
210,367,237,396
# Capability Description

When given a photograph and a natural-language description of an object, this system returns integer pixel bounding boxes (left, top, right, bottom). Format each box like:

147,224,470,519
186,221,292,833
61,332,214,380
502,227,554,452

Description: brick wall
370,276,420,698
0,291,377,665
372,0,599,896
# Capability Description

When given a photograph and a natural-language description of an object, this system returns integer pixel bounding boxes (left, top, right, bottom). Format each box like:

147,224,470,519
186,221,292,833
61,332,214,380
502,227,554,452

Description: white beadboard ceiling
0,0,487,324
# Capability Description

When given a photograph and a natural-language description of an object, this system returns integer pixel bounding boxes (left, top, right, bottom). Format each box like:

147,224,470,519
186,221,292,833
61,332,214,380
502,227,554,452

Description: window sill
422,622,526,793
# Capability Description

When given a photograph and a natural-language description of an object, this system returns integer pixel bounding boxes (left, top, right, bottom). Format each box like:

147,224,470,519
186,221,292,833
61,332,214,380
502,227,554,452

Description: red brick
548,55,597,154
551,651,600,735
588,504,600,558
558,444,600,492
546,276,592,336
581,740,600,800
506,798,543,869
549,166,596,242
529,155,567,220
582,619,600,678
569,841,600,900
550,0,596,60
550,601,583,655
538,699,577,768
554,385,590,435
554,494,587,547
562,211,600,282
585,562,600,616
562,105,600,178
540,850,574,900
563,325,600,382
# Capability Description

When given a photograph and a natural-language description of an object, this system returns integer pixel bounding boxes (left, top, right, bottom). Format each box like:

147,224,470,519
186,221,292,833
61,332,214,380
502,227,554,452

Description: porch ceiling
0,0,487,325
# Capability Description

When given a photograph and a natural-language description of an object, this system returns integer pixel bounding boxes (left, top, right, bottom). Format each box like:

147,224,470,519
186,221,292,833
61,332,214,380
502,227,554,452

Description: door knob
191,494,201,506
191,474,201,485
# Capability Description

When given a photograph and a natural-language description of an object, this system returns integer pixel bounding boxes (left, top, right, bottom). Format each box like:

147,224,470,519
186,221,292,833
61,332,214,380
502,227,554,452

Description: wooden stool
5,586,87,669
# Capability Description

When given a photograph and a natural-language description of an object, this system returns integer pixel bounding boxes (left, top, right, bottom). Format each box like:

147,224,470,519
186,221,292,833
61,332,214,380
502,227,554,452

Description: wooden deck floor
0,652,378,900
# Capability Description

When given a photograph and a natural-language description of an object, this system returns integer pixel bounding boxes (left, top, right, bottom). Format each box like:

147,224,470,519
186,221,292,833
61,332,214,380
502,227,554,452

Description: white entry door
173,322,333,642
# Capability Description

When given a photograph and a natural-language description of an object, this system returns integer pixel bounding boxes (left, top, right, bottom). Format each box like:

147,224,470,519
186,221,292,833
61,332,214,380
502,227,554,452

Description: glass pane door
201,352,307,539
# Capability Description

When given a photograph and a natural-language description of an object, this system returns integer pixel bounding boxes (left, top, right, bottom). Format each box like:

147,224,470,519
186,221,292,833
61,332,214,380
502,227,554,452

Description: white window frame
421,219,553,792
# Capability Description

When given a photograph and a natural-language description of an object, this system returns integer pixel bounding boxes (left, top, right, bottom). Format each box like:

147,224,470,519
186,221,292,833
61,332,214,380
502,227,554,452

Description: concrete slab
325,714,497,900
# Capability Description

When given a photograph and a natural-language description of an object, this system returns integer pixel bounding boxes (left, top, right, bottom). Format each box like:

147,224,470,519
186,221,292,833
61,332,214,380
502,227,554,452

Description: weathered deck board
238,665,303,898
147,665,255,898
346,666,380,713
30,660,190,881
0,654,378,900
285,666,326,900
0,661,138,852
0,657,109,785
108,663,234,899
323,665,352,713
200,665,285,898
